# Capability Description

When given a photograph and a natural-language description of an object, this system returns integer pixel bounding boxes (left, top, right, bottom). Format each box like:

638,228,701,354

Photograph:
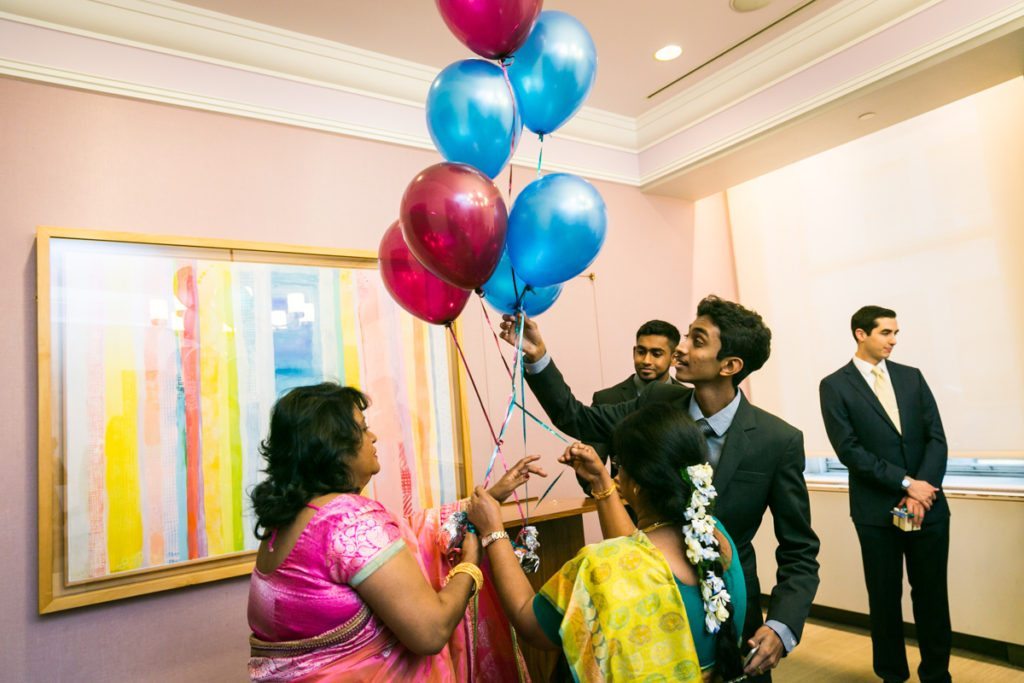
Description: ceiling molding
0,0,640,150
636,0,939,149
0,0,1021,193
637,2,1024,185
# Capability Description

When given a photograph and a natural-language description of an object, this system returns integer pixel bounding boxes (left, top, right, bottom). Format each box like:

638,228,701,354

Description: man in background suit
501,296,820,680
583,319,682,488
819,306,950,683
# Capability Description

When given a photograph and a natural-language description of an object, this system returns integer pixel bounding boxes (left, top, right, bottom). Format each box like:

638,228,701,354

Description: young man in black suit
501,296,820,680
819,306,950,683
584,319,682,482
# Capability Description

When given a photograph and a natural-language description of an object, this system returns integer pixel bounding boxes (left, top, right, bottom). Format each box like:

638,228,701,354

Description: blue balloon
480,250,563,317
426,59,522,179
507,11,597,135
507,173,607,287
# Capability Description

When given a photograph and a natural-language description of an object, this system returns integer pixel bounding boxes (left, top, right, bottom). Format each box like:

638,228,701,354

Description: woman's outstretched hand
488,455,548,503
558,442,611,488
466,487,504,536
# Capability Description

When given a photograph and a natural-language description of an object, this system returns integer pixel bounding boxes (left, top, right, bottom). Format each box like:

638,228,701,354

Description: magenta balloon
435,0,543,60
400,162,508,291
378,221,471,325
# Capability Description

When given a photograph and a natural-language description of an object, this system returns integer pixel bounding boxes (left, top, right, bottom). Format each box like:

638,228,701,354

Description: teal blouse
533,518,746,670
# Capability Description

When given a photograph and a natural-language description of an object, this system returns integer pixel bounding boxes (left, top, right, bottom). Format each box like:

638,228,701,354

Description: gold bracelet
591,483,618,500
446,562,484,596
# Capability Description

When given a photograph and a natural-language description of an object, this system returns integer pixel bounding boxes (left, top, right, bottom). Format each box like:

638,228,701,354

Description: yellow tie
871,366,901,434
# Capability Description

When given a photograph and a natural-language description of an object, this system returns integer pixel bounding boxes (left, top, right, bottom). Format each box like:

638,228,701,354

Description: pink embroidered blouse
247,494,404,641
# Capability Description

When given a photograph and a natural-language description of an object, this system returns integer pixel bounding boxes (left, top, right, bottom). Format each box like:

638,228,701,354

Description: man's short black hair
635,320,681,349
850,305,897,340
696,295,771,387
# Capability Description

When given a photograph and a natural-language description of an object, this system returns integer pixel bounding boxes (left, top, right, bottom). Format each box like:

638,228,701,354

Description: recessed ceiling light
730,0,773,11
858,112,877,121
655,44,683,61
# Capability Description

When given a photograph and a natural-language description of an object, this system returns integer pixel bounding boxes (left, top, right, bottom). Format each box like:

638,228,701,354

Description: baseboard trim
759,596,1022,665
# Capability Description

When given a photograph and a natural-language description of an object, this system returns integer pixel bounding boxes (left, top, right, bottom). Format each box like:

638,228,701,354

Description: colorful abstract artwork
47,236,465,584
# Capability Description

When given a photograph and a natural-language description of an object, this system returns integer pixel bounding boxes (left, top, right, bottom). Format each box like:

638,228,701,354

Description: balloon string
519,320,529,522
499,57,518,202
447,323,500,449
477,295,514,380
514,400,571,443
537,133,545,177
448,322,526,521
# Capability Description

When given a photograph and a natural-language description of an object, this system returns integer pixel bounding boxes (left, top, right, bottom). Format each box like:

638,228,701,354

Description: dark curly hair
250,382,369,540
697,295,771,387
613,403,744,681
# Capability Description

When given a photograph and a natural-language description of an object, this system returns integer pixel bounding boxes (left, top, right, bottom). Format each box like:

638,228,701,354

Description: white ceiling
1,0,1021,198
173,0,844,117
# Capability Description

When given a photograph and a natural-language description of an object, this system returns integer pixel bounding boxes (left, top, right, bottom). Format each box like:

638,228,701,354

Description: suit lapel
887,362,914,425
842,362,899,434
712,394,754,494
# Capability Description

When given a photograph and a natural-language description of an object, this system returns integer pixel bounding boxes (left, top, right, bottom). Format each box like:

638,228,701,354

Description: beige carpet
771,618,1024,682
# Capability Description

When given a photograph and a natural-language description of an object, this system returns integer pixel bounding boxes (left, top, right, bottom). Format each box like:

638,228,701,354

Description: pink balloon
379,221,471,325
436,0,543,60
400,162,508,291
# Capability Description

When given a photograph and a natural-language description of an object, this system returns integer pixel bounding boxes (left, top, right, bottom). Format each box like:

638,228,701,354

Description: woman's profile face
614,465,638,509
348,407,380,489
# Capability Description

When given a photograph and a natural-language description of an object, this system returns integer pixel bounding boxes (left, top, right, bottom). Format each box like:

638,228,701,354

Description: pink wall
0,76,695,681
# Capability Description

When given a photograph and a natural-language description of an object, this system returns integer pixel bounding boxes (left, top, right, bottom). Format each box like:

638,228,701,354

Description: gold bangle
446,562,483,596
591,483,618,500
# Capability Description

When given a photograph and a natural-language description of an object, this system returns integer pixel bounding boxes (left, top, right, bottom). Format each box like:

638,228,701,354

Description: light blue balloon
480,250,563,317
507,173,607,287
507,11,597,135
426,59,522,179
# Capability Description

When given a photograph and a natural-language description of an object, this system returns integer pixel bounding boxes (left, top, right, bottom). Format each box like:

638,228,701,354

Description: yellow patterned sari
536,531,704,682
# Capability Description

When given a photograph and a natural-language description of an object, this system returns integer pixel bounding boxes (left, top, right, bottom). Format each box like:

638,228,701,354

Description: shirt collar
687,389,743,437
852,356,887,382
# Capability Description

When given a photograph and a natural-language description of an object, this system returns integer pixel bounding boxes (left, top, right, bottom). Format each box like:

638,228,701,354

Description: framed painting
37,227,471,613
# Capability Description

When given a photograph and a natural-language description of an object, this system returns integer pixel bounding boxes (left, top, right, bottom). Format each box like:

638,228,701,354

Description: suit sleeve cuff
525,352,551,375
764,620,798,654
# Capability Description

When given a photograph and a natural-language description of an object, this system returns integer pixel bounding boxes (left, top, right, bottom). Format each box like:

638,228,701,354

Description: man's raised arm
498,314,640,443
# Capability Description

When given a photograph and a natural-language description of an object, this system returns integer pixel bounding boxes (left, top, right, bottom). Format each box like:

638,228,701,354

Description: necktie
696,418,721,468
696,418,716,439
871,366,901,433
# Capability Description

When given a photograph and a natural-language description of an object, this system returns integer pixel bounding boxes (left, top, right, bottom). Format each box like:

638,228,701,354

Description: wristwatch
481,530,509,549
901,477,911,490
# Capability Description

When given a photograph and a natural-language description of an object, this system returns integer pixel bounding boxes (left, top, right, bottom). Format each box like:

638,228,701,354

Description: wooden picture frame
37,226,472,613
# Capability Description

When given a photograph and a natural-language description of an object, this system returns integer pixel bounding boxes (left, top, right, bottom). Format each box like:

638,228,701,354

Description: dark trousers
854,518,951,683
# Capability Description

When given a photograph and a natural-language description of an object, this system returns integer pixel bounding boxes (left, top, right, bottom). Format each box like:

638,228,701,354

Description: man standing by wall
819,306,951,683
583,320,681,484
502,296,819,680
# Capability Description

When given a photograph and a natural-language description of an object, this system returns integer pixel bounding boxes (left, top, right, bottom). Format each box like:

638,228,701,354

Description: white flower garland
681,463,733,634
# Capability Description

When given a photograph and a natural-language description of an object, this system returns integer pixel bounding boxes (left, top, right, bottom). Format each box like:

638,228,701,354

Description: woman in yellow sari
467,403,747,682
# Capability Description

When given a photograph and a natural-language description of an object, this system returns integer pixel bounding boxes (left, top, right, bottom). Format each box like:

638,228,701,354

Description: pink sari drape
249,500,528,682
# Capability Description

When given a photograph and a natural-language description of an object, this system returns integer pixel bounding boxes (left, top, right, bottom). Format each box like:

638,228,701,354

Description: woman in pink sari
247,382,540,682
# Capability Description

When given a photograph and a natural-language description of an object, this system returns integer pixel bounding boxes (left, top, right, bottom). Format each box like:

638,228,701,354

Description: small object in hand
891,506,921,532
513,526,541,573
742,645,759,668
441,510,469,560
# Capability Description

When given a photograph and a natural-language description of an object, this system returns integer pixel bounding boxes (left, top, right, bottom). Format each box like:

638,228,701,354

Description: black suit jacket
819,360,949,527
587,375,686,461
586,375,638,464
527,360,821,640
